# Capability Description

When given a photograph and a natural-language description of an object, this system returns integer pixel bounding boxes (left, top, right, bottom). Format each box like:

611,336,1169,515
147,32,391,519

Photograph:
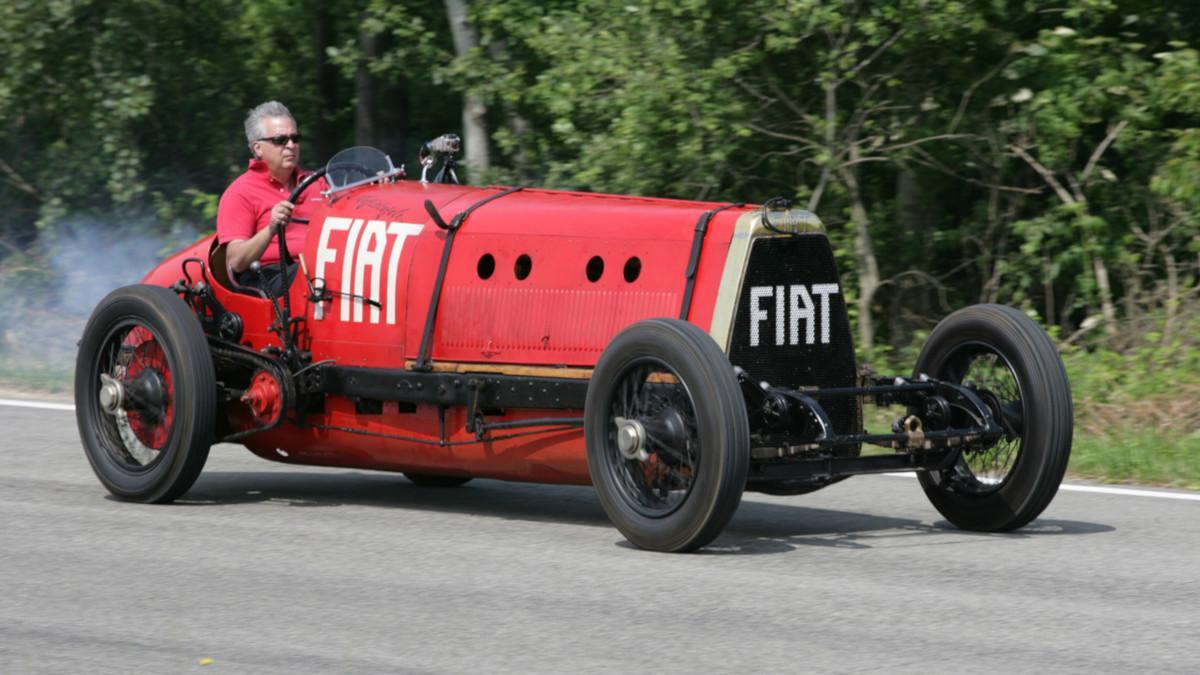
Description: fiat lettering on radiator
314,216,424,324
748,283,840,346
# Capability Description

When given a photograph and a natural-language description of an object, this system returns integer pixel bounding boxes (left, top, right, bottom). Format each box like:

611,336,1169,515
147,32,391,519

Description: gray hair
244,100,295,148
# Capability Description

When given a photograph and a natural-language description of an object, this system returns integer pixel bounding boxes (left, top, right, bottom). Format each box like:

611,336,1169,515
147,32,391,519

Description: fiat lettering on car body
313,216,423,324
748,283,840,347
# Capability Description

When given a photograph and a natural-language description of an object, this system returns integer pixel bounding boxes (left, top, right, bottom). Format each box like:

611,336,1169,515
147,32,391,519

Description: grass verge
0,362,73,395
1070,431,1200,490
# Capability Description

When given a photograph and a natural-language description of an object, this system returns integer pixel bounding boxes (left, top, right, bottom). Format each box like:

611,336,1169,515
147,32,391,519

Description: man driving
217,101,326,296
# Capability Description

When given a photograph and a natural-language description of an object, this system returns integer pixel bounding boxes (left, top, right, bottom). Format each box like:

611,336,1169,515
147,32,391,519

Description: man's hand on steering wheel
269,200,295,232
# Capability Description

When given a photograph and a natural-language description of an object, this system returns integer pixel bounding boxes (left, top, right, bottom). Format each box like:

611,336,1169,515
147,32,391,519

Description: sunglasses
257,133,303,146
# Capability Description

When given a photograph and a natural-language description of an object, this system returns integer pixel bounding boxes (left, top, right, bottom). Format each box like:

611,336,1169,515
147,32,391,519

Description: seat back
209,239,267,299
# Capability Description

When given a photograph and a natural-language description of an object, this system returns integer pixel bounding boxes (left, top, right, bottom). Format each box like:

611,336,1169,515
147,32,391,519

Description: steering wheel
279,167,327,268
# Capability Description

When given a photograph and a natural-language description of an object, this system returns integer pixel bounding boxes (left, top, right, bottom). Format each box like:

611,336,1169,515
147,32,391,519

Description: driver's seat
209,239,268,299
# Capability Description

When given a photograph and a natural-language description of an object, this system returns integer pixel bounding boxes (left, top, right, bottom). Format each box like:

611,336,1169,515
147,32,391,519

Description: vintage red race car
74,140,1073,552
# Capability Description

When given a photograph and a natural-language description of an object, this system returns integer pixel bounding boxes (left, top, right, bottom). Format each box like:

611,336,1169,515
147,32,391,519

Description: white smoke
0,218,203,391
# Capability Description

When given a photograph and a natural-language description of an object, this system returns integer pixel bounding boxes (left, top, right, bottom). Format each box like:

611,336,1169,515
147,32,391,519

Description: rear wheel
586,319,749,552
75,285,216,503
914,304,1072,531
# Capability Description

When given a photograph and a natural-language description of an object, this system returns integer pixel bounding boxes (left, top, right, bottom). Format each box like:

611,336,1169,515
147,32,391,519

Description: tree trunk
313,4,338,162
1121,257,1141,336
487,40,530,179
354,26,381,147
807,84,838,213
1163,247,1179,341
1043,255,1055,328
840,151,880,355
1089,237,1119,340
895,169,935,322
896,170,922,229
981,181,1004,305
444,0,490,180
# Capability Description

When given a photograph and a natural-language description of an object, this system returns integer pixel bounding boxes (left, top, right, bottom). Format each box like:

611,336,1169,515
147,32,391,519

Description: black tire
75,285,217,503
585,319,749,552
404,473,473,487
914,304,1073,531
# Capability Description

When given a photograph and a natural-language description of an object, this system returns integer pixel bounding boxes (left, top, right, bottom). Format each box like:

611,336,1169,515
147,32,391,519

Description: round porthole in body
624,256,641,283
586,256,604,282
515,254,533,280
477,253,495,280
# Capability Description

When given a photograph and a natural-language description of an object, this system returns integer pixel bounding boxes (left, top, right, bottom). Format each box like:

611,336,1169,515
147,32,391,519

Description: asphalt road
2,401,1198,674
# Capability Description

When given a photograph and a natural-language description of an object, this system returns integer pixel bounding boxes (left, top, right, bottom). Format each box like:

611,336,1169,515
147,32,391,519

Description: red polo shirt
216,159,327,266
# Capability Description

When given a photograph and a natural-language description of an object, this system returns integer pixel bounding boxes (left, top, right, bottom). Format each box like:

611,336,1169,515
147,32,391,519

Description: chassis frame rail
738,369,1011,479
283,363,1011,480
749,448,960,482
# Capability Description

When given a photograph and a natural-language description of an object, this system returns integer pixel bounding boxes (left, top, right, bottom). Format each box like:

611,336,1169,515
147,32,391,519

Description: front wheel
585,319,749,552
75,285,217,503
914,304,1073,531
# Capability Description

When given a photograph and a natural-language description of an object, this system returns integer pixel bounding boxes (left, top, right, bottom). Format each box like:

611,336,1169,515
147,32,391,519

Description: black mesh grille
728,235,860,438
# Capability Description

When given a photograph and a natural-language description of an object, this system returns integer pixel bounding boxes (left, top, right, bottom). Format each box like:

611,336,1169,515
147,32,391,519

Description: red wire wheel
121,326,176,450
75,285,216,503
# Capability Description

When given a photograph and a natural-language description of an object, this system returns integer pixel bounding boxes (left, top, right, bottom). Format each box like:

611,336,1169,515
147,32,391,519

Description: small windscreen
324,146,403,192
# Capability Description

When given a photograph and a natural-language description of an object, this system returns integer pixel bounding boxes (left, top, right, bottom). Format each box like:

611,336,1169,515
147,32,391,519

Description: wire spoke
951,346,1024,493
605,358,699,517
91,321,173,470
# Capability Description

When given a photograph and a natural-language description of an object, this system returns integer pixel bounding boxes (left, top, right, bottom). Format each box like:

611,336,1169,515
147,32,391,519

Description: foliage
1,1,1199,483
3,1,1197,333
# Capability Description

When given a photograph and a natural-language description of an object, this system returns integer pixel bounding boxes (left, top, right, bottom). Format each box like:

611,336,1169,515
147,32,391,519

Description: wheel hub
646,407,688,457
613,417,649,461
125,368,168,422
98,373,124,414
977,387,1023,437
117,331,174,449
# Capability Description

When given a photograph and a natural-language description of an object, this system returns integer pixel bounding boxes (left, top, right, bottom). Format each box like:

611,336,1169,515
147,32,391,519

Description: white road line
1059,484,1200,501
0,398,75,412
884,471,1200,502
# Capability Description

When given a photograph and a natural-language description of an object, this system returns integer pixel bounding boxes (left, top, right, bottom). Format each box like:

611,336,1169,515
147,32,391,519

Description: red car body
145,181,750,485
76,144,1072,552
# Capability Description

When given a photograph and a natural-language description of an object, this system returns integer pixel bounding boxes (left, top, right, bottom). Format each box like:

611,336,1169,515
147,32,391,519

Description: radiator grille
727,235,861,441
